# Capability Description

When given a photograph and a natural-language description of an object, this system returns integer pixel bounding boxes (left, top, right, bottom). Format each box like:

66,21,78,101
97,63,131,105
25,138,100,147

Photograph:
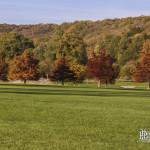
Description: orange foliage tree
133,40,150,89
8,49,39,84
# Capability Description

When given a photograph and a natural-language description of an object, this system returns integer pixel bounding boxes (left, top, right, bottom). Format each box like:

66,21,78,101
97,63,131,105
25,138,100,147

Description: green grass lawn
0,84,150,150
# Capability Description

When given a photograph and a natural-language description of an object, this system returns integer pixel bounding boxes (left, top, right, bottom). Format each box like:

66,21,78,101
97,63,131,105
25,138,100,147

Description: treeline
0,32,87,84
1,16,150,63
0,16,150,87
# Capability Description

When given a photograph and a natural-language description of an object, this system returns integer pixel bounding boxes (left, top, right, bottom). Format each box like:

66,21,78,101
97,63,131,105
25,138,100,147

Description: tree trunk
105,79,108,88
24,79,27,84
86,79,89,85
61,80,64,86
46,74,49,80
97,80,101,88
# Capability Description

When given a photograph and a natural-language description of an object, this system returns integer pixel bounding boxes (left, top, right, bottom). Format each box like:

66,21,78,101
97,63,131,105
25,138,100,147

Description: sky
0,0,150,24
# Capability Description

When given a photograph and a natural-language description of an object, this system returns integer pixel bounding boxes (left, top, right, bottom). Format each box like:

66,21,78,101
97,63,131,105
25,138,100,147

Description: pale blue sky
0,0,150,24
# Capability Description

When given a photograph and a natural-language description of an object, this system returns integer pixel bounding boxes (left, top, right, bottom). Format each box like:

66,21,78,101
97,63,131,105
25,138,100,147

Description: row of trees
0,32,150,88
0,49,117,87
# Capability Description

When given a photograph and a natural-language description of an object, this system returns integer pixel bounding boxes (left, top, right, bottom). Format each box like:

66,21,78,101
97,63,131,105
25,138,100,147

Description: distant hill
0,16,150,42
0,16,150,66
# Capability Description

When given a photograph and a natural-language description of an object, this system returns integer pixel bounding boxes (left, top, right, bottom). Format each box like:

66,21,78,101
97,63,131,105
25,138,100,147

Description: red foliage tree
133,40,150,89
88,49,117,87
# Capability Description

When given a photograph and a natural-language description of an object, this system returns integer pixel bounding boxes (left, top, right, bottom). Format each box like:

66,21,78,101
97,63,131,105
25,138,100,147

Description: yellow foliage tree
70,62,87,83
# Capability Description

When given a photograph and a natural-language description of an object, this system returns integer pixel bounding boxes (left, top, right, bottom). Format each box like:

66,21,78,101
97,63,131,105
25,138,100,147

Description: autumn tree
49,58,75,85
133,40,150,89
120,61,136,80
70,62,87,83
8,49,39,84
88,49,117,87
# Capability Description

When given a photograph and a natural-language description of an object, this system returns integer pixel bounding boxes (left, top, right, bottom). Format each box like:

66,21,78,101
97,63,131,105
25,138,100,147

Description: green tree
120,61,136,80
51,27,87,65
39,58,52,79
33,42,55,78
95,35,120,60
0,33,34,60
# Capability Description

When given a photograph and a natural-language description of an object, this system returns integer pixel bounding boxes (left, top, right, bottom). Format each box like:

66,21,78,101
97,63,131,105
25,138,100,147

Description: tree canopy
0,33,34,61
8,49,39,83
49,58,76,85
133,40,150,88
88,49,117,87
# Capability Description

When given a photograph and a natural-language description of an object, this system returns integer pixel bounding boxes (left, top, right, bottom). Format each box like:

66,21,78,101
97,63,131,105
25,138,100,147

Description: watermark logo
139,129,150,142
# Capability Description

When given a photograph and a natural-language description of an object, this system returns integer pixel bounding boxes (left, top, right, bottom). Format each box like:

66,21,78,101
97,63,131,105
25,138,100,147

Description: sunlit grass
0,84,149,149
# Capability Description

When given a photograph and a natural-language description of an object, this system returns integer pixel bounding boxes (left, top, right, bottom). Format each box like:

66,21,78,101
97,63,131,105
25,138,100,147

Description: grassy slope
0,84,150,150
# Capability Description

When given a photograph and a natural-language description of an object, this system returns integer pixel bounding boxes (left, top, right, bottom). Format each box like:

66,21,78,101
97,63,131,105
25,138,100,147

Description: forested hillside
0,16,150,81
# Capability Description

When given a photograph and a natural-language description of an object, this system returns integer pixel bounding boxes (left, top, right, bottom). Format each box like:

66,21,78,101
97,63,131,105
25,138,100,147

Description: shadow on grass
0,87,150,98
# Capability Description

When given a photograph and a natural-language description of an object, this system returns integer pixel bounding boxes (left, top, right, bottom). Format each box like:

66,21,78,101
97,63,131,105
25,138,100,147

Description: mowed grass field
0,84,150,150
